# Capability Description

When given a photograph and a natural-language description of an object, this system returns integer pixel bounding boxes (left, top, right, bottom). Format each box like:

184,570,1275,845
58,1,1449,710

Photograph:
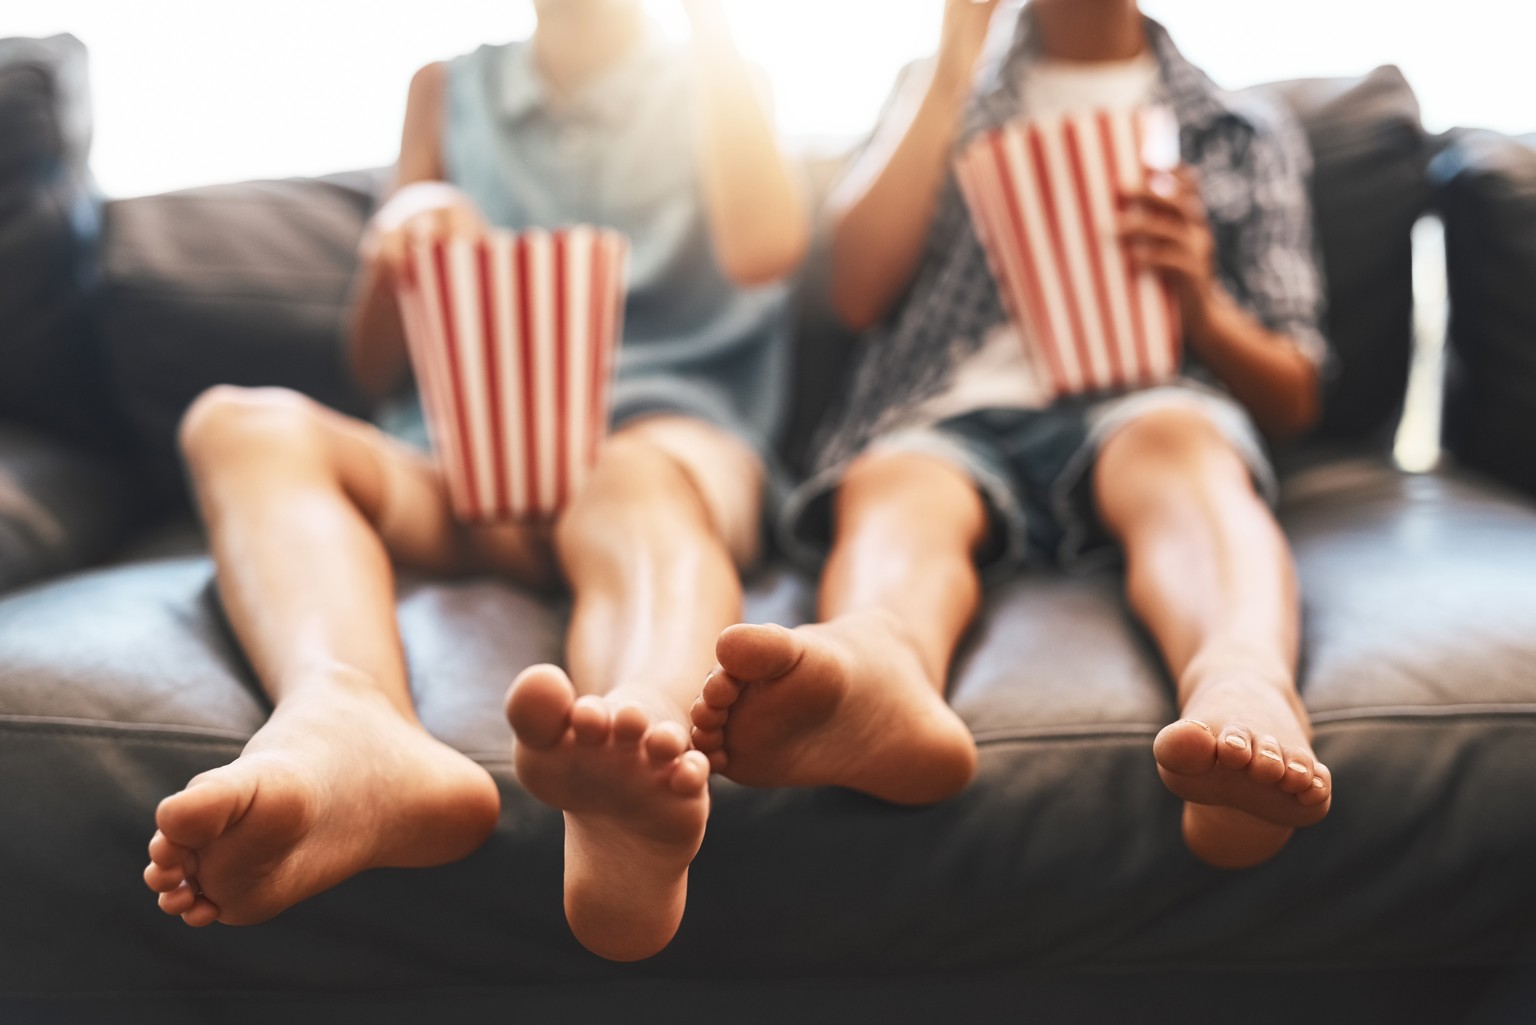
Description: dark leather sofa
3,35,1536,1025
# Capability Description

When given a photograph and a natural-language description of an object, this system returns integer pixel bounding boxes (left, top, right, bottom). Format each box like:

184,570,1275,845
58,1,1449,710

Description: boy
142,0,808,962
691,0,1334,869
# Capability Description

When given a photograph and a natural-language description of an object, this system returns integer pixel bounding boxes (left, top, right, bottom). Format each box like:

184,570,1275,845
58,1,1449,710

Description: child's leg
143,387,549,926
1092,407,1331,868
504,416,752,962
690,450,980,805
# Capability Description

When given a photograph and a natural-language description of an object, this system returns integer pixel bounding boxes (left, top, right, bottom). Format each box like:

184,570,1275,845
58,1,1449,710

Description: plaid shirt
812,11,1328,472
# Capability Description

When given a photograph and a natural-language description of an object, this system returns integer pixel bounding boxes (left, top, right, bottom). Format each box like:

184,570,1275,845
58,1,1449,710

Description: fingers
1118,210,1186,248
1124,240,1201,284
1121,167,1205,223
368,187,488,283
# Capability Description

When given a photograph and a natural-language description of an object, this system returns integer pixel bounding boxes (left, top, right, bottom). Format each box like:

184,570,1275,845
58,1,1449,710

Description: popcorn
955,105,1182,397
399,228,628,522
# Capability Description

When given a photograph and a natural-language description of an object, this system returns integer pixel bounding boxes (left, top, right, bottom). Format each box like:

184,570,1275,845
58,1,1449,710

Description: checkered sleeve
1227,104,1331,369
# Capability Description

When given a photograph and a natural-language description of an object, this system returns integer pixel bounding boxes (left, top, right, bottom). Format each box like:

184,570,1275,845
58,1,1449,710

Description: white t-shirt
916,51,1160,424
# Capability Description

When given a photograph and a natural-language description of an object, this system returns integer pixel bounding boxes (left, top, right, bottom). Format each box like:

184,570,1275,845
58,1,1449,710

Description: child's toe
1249,736,1286,783
571,696,612,744
1280,748,1316,793
690,698,728,731
1215,723,1256,769
611,704,651,747
669,751,710,794
701,670,742,709
643,722,688,764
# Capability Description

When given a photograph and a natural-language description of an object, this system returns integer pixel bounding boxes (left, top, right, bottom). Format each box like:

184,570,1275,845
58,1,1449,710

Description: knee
178,386,325,471
1099,411,1241,482
1096,409,1263,527
836,449,987,550
553,434,704,552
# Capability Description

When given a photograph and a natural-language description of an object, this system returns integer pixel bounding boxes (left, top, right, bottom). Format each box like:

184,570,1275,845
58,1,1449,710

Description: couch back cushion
1432,129,1536,496
97,172,380,502
0,35,110,446
1254,66,1430,447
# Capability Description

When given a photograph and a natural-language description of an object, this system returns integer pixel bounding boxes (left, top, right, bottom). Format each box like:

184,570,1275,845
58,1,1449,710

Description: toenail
1224,735,1247,748
1185,720,1209,730
1288,761,1308,773
1311,777,1326,789
1261,750,1283,761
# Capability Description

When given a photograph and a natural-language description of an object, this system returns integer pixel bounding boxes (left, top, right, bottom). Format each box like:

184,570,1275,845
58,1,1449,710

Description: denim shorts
376,387,792,554
778,380,1276,580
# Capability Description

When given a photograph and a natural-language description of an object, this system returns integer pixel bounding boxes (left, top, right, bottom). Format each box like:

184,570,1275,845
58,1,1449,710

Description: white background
4,1,1533,198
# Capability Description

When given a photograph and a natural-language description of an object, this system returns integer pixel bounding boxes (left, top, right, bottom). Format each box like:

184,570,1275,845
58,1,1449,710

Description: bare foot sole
506,664,709,962
1153,672,1332,868
690,612,977,805
143,678,501,926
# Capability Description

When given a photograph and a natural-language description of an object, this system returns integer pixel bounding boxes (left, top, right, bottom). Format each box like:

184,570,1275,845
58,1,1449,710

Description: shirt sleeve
1221,101,1331,370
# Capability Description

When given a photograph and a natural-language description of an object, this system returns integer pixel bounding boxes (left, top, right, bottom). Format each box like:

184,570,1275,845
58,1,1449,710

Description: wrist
1183,279,1232,356
928,60,975,109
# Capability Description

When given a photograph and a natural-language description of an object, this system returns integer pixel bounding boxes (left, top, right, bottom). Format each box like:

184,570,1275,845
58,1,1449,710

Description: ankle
275,663,420,723
1177,649,1295,706
839,607,949,686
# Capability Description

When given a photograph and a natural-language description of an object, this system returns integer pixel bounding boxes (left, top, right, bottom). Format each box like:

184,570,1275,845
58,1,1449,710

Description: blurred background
3,0,1532,198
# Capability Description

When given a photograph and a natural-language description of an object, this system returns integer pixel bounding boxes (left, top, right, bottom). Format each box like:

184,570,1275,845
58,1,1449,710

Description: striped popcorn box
955,105,1183,398
398,227,628,523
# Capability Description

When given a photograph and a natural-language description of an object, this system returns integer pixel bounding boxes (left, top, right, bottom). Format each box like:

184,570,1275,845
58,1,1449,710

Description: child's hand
935,0,1002,95
1117,166,1218,335
363,182,488,286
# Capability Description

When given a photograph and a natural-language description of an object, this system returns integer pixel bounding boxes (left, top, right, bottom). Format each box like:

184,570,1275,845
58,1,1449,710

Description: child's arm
827,0,1000,331
1119,167,1321,439
683,0,810,287
347,63,486,399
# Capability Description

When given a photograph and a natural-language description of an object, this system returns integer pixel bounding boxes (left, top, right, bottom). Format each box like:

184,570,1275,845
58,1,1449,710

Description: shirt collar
974,6,1252,137
499,27,669,126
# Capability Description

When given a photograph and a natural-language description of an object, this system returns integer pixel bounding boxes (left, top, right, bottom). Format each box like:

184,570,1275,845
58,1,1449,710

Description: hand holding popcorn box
955,105,1183,398
397,227,628,523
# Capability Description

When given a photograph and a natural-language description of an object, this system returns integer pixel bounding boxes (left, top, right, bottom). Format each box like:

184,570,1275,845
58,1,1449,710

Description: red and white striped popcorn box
397,227,628,523
955,105,1183,398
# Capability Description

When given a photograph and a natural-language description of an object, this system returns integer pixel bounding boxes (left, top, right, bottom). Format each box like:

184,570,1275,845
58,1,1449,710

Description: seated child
143,0,808,962
690,0,1334,869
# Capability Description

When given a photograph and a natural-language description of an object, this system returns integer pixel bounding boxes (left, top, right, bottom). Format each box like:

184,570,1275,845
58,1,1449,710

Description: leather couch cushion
1433,129,1536,496
0,424,132,593
97,172,381,502
2,460,1533,994
0,35,110,446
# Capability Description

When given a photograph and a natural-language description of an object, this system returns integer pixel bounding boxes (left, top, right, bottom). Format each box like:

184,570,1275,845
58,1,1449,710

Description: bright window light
3,1,1532,198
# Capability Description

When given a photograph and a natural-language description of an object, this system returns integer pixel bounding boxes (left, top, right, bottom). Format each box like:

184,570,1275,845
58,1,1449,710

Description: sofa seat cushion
1,460,1533,995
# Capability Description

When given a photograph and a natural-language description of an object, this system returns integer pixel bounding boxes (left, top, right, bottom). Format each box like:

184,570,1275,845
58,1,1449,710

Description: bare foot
142,677,500,926
1153,665,1332,868
506,664,709,962
690,613,977,805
